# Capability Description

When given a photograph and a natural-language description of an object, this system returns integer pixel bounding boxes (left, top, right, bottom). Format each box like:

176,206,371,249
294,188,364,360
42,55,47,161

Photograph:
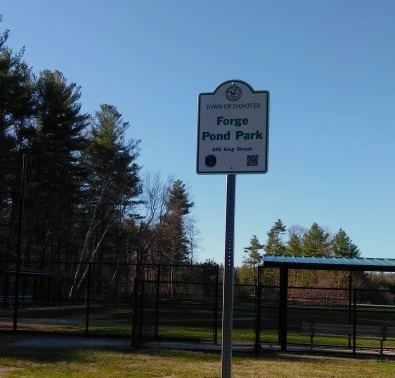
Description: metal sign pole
221,174,236,378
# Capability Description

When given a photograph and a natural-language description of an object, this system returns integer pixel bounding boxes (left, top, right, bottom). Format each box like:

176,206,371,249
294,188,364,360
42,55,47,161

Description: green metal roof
262,255,395,272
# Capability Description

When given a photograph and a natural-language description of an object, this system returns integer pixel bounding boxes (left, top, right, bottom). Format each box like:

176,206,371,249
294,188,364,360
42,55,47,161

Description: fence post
255,281,262,354
46,275,51,305
85,263,91,336
131,278,140,347
353,288,357,355
348,272,352,326
214,264,219,344
3,274,9,308
155,265,161,340
138,280,145,346
13,154,28,332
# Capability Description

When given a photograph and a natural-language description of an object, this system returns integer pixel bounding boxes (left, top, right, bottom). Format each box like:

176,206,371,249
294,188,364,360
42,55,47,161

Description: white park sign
197,80,269,174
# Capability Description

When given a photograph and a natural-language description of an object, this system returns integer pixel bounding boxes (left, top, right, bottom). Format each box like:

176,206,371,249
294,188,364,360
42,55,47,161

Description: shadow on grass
0,333,130,363
0,332,381,366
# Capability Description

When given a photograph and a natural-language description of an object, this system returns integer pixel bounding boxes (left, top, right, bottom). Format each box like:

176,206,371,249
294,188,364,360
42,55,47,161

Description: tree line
239,220,395,293
0,18,198,274
243,219,360,270
240,219,361,284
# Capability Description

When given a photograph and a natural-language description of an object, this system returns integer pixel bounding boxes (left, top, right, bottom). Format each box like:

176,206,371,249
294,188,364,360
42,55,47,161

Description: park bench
301,322,395,354
301,322,353,351
356,325,395,354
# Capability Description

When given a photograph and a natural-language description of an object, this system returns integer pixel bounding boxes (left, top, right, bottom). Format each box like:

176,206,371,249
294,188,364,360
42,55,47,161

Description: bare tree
185,216,201,264
68,175,117,299
136,172,173,265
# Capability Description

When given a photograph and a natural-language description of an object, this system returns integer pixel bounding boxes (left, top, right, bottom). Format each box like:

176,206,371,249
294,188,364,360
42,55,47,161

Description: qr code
247,155,259,166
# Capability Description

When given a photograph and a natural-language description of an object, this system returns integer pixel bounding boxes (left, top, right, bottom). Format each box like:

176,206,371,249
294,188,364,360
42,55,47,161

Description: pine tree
241,235,263,284
302,223,331,256
0,19,36,185
83,104,141,256
286,233,304,256
243,235,264,267
87,104,141,210
32,70,88,199
0,19,36,261
166,179,194,215
159,180,194,264
332,228,360,258
0,46,36,156
69,104,141,298
264,219,286,255
29,70,88,261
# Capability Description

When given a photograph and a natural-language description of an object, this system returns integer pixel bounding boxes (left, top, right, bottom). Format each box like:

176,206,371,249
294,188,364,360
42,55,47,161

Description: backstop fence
1,262,395,357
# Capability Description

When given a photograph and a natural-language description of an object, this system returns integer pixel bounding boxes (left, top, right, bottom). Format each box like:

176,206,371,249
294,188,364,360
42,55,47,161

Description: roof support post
279,266,288,351
348,271,352,326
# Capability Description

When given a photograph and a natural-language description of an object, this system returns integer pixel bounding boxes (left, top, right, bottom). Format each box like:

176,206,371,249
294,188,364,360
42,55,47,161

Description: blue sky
2,1,394,266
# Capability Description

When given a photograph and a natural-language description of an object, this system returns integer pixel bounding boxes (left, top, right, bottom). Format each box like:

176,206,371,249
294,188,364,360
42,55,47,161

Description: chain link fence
1,262,395,356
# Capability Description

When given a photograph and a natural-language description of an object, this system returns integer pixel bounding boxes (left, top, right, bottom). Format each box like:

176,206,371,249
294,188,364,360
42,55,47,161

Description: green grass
157,324,395,351
0,336,395,378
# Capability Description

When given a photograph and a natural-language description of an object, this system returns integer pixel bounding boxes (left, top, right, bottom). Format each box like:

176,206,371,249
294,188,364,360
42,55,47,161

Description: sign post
221,173,236,377
197,80,269,378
